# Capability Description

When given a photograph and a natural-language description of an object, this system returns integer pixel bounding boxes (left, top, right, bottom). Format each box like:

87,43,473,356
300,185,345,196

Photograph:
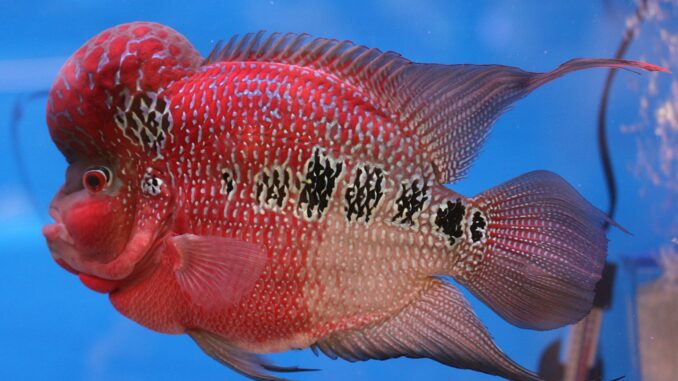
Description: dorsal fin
204,32,409,113
204,32,668,184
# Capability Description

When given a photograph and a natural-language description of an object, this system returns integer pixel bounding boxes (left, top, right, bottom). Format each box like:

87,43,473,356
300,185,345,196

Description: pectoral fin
171,234,268,309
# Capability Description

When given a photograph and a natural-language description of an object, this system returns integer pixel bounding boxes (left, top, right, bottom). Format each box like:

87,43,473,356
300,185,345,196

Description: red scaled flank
43,22,666,381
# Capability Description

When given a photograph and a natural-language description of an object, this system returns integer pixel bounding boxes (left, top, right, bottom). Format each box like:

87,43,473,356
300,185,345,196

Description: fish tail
526,58,669,91
452,170,609,330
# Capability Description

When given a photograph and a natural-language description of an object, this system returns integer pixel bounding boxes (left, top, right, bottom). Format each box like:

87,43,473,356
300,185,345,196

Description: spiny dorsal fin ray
203,32,408,114
204,32,667,184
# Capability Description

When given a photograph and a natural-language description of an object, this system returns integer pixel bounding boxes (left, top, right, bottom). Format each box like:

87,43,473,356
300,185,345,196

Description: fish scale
42,22,668,381
160,61,456,348
165,60,446,344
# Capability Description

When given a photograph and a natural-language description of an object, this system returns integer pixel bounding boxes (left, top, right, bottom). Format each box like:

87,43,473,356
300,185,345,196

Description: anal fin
312,278,542,381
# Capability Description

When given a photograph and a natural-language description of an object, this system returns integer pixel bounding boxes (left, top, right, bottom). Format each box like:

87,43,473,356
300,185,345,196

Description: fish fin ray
171,234,267,309
189,330,307,381
311,278,542,381
526,58,669,90
260,364,320,373
457,170,609,330
395,58,665,183
205,32,664,183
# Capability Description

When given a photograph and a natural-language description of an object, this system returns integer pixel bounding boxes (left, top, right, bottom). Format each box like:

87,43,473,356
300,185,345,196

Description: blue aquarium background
0,1,676,380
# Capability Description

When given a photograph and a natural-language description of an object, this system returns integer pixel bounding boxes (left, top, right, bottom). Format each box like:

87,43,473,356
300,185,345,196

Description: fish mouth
43,208,121,293
43,207,77,267
43,207,75,245
43,207,81,274
77,273,121,293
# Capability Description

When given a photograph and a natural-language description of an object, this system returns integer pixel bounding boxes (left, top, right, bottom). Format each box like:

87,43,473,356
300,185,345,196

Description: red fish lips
43,208,121,293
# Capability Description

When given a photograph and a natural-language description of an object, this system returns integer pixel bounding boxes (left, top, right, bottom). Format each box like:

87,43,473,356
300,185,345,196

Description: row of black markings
219,147,486,247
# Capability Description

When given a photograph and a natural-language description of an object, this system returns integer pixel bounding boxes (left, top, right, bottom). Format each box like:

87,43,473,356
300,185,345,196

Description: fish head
44,159,146,282
43,22,201,290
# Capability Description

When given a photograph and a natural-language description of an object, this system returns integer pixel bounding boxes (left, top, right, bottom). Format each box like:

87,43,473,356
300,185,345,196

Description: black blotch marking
345,165,384,223
469,211,486,243
299,148,343,219
142,174,162,196
220,170,235,195
392,179,429,226
255,167,290,208
434,199,465,246
117,93,171,154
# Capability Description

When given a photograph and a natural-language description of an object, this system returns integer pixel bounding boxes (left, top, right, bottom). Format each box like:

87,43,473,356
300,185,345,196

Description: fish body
43,22,667,381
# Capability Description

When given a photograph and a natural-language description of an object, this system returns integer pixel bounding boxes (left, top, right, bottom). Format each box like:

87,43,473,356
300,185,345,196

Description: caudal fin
456,171,609,330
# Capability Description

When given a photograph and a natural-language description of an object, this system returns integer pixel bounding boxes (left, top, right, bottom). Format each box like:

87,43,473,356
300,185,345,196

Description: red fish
42,22,667,381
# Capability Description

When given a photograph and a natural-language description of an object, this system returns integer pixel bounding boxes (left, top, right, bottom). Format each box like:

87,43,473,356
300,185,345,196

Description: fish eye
83,167,112,193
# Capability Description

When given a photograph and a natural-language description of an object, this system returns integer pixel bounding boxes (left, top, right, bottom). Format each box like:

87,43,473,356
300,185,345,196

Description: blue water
1,1,675,380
